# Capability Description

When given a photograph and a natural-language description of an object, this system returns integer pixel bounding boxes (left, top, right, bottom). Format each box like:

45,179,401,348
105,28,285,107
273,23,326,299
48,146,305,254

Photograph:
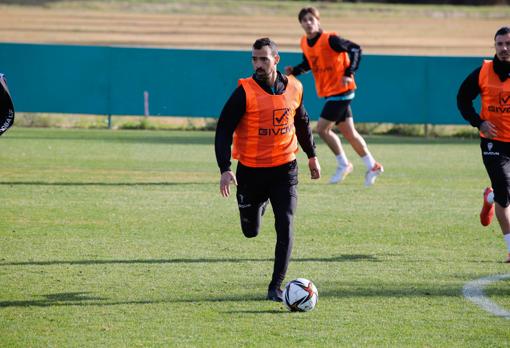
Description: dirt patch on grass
0,3,508,56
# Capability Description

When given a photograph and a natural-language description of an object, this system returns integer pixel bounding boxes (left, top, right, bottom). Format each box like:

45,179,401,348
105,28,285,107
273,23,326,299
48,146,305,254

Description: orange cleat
480,187,495,227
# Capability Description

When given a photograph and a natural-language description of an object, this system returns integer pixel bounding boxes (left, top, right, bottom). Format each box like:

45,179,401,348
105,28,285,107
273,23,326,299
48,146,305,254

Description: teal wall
0,42,485,124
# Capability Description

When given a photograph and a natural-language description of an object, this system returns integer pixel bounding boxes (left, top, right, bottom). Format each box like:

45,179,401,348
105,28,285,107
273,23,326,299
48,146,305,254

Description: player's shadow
0,292,274,308
0,255,379,308
0,254,380,267
320,281,510,299
222,310,284,314
8,134,213,145
0,292,107,308
0,181,212,186
3,280,497,308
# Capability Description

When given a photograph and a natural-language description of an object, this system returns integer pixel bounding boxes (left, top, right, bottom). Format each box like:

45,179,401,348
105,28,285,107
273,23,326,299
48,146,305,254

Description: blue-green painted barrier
0,42,485,124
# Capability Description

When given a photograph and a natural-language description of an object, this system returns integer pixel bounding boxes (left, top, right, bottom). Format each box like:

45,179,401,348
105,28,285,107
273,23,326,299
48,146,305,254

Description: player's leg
317,101,352,184
494,205,510,263
337,113,369,157
338,100,384,186
235,163,269,238
266,160,298,301
336,104,383,187
316,117,343,155
481,138,510,262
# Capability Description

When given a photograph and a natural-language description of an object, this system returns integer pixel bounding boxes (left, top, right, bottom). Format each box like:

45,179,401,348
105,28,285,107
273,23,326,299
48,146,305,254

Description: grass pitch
1,128,509,347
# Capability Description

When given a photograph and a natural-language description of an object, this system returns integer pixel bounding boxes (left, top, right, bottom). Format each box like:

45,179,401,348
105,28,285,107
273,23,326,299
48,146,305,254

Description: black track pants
235,160,298,289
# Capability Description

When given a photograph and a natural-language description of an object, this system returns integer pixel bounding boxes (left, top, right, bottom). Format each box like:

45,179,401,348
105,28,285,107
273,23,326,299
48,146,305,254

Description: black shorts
481,137,510,207
320,99,353,125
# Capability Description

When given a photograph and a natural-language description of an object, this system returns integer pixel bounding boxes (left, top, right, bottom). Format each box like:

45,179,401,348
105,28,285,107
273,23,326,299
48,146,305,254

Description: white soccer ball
282,278,318,312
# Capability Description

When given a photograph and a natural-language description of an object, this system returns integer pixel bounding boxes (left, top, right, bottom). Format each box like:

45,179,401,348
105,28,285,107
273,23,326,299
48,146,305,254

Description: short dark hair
252,37,278,55
494,26,510,40
298,7,320,22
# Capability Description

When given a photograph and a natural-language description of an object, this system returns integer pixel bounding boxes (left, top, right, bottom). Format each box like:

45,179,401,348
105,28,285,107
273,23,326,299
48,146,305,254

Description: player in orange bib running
285,7,383,187
215,38,321,301
457,26,510,263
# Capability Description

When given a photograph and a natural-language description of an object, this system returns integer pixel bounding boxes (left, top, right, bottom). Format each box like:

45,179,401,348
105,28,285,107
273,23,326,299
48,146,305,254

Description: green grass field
1,128,509,347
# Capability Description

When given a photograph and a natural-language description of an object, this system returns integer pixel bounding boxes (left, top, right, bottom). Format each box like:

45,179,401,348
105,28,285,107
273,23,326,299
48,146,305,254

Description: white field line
463,274,510,320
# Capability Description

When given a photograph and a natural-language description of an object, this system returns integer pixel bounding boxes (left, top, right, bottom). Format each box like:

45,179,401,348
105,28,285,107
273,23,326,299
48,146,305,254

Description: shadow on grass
5,133,214,145
0,292,108,308
0,292,270,308
4,281,504,308
0,181,213,186
222,310,284,314
0,254,379,267
6,129,479,146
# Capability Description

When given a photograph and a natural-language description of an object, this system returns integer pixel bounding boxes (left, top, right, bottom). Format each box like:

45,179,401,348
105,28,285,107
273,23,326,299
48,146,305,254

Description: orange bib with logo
300,31,356,98
233,75,302,167
479,60,510,142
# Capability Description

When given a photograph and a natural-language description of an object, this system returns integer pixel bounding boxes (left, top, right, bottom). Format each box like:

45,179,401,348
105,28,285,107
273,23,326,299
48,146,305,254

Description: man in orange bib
215,38,321,301
285,7,383,187
457,26,510,263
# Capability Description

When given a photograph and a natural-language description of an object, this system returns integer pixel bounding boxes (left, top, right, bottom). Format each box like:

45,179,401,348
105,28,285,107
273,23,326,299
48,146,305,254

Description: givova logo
488,93,510,113
500,92,510,106
273,108,289,126
259,108,292,136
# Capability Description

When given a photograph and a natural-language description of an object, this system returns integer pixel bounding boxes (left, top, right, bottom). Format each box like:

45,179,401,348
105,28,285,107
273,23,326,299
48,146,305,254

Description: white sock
362,154,376,170
504,234,510,253
336,153,349,167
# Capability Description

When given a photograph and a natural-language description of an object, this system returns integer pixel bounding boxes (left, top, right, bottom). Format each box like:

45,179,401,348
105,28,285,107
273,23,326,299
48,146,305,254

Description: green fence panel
108,47,249,117
0,42,486,124
0,43,110,114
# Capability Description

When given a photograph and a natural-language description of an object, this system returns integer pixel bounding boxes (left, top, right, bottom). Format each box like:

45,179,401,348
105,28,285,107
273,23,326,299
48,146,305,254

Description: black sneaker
267,287,283,302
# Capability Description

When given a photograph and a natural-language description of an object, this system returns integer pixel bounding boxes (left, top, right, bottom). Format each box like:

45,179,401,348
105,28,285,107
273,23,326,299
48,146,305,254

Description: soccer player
285,7,383,186
457,26,510,263
215,38,321,301
0,73,15,136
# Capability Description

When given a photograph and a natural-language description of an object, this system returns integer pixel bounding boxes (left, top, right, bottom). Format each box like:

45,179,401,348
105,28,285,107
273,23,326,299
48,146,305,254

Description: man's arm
294,102,316,159
457,67,483,128
214,86,246,173
329,35,362,77
287,54,311,76
294,101,321,180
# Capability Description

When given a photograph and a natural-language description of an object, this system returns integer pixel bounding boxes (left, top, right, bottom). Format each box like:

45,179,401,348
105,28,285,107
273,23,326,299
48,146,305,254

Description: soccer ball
282,278,318,312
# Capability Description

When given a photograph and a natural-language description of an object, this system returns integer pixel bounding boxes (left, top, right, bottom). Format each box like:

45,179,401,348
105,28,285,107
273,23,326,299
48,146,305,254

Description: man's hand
220,171,237,197
308,157,321,180
480,121,497,139
284,66,293,75
342,76,353,87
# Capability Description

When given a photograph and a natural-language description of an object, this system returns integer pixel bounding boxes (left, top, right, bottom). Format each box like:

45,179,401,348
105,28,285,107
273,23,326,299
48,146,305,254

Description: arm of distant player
329,35,362,78
285,54,310,76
